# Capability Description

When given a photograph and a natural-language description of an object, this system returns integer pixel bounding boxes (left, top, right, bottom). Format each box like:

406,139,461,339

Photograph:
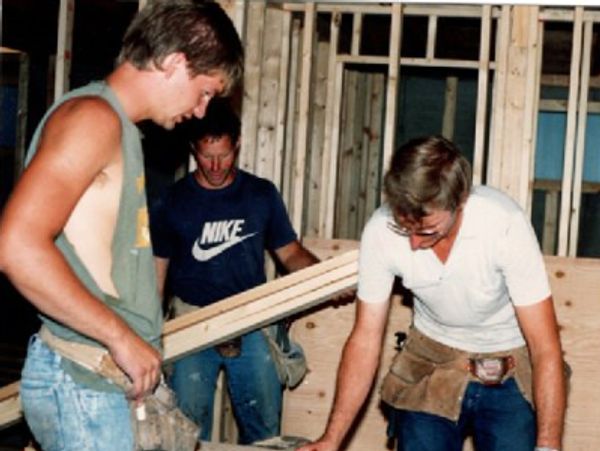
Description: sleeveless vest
25,81,163,391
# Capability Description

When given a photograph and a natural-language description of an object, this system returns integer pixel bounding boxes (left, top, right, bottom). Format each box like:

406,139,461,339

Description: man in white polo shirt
299,136,566,451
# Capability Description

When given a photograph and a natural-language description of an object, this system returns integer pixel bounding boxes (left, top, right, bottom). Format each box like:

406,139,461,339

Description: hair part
118,0,243,96
383,135,472,221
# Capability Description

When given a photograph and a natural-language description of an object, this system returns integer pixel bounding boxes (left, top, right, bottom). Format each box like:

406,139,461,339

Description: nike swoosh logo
191,233,256,262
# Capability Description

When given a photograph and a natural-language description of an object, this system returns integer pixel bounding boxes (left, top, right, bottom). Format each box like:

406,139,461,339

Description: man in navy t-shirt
151,98,319,444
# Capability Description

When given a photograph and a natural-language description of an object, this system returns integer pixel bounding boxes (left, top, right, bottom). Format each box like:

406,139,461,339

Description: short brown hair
118,1,243,96
383,135,472,220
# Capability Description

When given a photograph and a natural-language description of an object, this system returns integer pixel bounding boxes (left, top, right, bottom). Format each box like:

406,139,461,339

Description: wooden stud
357,73,374,231
426,15,438,60
568,19,593,257
291,2,316,233
543,191,559,254
318,12,342,238
381,2,402,191
323,61,345,238
54,0,74,100
240,1,266,173
305,40,330,237
527,17,545,213
472,4,492,185
365,73,385,220
518,5,542,214
14,53,29,180
336,70,358,238
442,76,458,140
282,18,301,207
274,11,292,190
558,7,583,256
256,7,284,181
487,5,510,186
351,12,363,56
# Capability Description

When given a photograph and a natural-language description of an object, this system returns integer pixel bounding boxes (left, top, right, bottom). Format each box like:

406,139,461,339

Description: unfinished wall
240,3,600,258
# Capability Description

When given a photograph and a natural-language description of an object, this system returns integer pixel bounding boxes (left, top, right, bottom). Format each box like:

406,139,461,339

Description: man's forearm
532,353,566,448
320,332,382,447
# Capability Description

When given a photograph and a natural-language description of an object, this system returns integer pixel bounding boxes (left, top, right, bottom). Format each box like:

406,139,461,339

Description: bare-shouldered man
0,2,243,449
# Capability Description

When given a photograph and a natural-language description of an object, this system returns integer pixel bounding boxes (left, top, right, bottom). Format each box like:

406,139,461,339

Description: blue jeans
20,335,133,451
391,378,535,451
169,329,282,445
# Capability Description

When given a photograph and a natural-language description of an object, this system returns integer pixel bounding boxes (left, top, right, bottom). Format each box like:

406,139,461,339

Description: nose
193,103,207,119
409,235,427,250
209,158,220,172
193,95,214,119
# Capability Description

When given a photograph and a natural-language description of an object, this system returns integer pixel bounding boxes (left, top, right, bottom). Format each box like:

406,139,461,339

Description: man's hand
108,329,162,401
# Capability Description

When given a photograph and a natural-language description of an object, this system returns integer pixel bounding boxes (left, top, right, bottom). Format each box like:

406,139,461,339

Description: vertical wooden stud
54,0,74,101
381,3,403,197
14,53,29,180
318,12,342,238
442,76,458,140
240,1,266,173
558,7,583,256
291,2,316,233
472,4,492,185
568,19,593,256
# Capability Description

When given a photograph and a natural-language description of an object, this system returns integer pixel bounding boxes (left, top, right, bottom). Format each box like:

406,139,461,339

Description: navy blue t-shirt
150,170,297,307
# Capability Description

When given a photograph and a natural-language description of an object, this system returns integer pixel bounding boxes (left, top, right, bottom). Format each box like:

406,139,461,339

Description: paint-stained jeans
390,378,536,451
20,335,133,451
169,329,282,445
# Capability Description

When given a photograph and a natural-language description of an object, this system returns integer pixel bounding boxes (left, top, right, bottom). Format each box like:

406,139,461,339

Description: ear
161,52,187,78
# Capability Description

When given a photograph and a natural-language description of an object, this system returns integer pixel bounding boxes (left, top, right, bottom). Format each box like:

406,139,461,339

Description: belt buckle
469,356,513,385
215,337,242,358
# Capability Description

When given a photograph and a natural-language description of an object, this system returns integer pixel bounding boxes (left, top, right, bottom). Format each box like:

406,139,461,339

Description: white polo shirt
357,185,551,353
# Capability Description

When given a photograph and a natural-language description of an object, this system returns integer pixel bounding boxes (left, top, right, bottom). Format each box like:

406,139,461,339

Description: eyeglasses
387,210,456,239
386,221,441,238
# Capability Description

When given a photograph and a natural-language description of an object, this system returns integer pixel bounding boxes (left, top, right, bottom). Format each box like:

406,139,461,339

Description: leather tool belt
381,327,533,421
38,326,200,450
215,337,242,358
468,355,515,385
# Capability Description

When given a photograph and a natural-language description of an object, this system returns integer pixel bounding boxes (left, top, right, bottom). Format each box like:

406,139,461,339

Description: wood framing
568,19,593,257
557,7,584,256
54,0,74,100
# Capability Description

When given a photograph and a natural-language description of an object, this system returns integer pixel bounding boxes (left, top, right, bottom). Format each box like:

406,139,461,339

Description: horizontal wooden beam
279,2,499,19
0,249,359,429
0,382,20,429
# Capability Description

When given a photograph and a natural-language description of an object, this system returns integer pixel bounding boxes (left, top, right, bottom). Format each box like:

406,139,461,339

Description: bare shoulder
41,96,122,162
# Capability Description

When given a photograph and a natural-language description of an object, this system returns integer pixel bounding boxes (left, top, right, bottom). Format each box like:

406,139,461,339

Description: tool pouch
131,381,200,451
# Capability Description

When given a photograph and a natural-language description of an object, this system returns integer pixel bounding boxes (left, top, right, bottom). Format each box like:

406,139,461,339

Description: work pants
20,335,133,451
169,329,282,445
390,377,535,451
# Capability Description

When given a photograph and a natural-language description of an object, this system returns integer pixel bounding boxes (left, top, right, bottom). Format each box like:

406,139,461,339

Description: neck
432,208,463,260
105,62,156,123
